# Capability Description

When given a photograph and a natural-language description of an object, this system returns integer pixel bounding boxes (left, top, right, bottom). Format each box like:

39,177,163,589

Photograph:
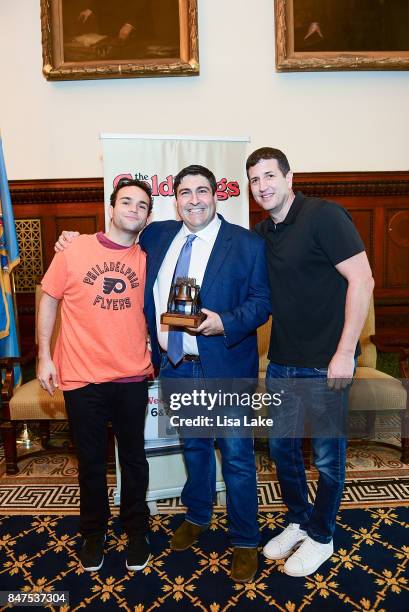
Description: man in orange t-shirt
38,178,153,573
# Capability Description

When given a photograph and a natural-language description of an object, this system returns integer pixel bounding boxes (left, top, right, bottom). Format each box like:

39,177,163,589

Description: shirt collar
267,191,304,230
181,213,221,243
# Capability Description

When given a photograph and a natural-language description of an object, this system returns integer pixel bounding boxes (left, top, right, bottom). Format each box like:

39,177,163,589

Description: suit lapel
200,217,232,301
145,223,182,297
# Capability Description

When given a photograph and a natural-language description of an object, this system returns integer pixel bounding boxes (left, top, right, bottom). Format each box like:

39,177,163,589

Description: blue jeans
160,354,259,547
266,361,350,544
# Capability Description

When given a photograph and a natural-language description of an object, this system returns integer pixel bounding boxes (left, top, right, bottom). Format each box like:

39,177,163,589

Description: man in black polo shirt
247,147,374,577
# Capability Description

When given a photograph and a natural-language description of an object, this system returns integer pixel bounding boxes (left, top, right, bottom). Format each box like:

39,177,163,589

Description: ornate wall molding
9,179,104,205
10,172,409,205
293,172,409,198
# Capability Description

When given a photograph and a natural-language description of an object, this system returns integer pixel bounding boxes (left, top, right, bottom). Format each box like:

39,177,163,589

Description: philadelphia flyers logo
103,277,127,295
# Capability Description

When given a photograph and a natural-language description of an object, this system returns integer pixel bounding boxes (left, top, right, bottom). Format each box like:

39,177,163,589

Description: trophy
161,276,206,328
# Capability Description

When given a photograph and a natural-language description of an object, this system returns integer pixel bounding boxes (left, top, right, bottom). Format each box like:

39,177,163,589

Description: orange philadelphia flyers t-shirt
41,234,153,390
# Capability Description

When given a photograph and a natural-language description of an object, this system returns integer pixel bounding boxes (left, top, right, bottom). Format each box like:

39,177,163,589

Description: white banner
101,133,250,229
144,380,178,443
102,134,249,443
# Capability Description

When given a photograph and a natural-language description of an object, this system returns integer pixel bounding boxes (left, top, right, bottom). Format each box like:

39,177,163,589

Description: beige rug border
2,501,408,517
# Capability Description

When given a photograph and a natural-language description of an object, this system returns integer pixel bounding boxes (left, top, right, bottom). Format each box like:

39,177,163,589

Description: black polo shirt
255,192,365,368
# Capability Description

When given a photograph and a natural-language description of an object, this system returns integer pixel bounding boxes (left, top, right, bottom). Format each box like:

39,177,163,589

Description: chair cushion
9,379,67,420
350,366,407,412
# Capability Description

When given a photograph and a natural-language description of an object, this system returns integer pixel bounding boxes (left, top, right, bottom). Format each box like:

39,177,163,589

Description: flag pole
10,272,21,348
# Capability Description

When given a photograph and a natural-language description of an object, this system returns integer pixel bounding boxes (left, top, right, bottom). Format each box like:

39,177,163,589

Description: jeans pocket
266,362,287,379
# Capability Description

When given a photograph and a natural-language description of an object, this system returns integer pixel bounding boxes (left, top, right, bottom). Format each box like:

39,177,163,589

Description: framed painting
41,0,199,80
275,0,409,71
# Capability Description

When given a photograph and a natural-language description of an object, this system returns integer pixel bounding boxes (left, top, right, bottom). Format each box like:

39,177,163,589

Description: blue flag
0,133,21,387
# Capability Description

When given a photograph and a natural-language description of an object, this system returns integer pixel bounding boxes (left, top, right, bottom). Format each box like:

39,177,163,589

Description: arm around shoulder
55,231,80,253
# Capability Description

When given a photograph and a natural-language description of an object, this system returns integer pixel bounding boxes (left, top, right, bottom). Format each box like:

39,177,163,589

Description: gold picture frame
275,0,409,72
41,0,199,81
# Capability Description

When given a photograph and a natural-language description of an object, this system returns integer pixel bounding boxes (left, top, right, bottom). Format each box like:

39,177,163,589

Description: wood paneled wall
10,178,105,361
250,171,409,335
10,172,409,360
10,178,105,270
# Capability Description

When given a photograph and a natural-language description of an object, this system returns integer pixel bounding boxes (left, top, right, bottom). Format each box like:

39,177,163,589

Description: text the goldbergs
169,391,282,411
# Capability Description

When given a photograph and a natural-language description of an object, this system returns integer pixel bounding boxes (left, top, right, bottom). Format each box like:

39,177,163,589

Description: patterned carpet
1,417,408,514
0,508,408,611
1,358,406,608
0,421,408,610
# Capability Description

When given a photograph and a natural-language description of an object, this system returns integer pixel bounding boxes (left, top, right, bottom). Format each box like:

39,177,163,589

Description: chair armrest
0,359,14,404
0,358,21,403
371,335,409,379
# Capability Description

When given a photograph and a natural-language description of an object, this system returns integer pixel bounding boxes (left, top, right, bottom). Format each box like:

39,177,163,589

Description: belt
182,354,200,362
161,349,200,363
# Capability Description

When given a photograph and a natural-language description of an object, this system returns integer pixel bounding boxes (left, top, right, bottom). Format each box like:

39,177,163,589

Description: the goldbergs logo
114,173,240,201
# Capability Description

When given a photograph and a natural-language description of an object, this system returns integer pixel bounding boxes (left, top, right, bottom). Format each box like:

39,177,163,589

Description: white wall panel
0,0,408,179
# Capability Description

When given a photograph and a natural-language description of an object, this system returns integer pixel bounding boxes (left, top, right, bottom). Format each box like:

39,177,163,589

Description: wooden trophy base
161,312,206,328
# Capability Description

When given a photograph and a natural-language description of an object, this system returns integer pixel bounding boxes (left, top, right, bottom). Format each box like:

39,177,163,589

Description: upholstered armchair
0,286,115,475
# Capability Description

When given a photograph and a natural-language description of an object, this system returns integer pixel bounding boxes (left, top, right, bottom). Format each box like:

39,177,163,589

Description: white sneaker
284,536,334,577
263,523,308,560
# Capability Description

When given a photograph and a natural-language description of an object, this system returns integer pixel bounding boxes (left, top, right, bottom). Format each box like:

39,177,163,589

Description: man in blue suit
139,164,270,583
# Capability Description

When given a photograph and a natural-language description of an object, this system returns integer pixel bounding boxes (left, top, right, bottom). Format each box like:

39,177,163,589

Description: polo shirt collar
267,191,304,230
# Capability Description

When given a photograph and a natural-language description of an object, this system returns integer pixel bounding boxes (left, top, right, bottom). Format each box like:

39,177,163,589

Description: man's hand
118,23,134,41
55,231,80,253
188,308,224,336
304,21,324,40
327,351,355,390
78,9,94,23
37,357,59,396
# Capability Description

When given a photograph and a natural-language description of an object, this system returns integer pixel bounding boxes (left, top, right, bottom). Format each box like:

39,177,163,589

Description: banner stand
113,443,226,515
112,381,226,511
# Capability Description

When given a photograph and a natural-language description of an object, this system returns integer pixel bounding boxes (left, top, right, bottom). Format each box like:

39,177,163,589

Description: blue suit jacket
139,215,271,378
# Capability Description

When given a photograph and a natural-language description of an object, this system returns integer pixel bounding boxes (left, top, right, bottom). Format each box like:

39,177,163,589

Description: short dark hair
110,178,153,214
246,147,291,178
173,164,217,196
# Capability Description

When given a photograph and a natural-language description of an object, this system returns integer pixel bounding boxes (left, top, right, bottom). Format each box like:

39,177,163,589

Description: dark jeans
160,354,259,547
266,361,350,544
64,381,149,538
